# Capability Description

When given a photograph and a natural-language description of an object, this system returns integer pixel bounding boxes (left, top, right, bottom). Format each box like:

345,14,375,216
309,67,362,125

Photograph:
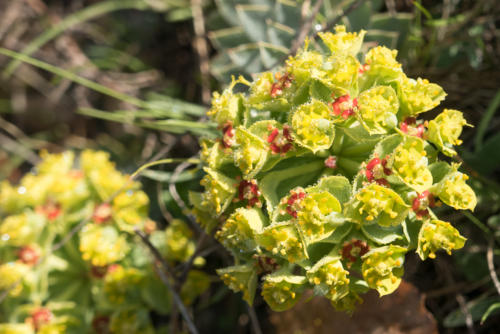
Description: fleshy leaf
308,175,352,204
362,224,403,244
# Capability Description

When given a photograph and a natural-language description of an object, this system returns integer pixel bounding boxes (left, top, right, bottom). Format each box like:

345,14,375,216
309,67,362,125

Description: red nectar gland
270,72,294,98
17,246,40,266
267,125,294,155
92,203,112,224
365,155,392,186
341,239,370,265
331,94,358,119
237,179,262,208
284,189,306,218
220,122,236,149
412,190,438,219
36,201,61,221
29,308,53,331
399,117,426,138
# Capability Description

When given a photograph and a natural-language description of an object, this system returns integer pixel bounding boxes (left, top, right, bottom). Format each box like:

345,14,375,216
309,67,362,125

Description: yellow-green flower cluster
0,150,210,332
193,26,476,312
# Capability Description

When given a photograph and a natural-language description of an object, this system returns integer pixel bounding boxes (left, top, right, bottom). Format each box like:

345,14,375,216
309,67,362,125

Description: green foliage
208,0,414,82
193,26,476,312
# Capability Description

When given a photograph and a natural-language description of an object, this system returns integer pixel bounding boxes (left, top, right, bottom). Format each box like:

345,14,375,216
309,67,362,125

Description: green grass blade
79,107,217,137
0,47,146,107
475,88,500,152
3,0,149,78
131,158,201,180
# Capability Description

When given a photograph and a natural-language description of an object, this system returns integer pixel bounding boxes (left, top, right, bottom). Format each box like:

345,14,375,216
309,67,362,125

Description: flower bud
165,219,196,262
207,77,245,126
0,262,29,297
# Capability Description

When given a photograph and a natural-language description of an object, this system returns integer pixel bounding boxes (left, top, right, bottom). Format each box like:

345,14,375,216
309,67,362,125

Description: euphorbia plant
0,150,210,333
191,26,476,312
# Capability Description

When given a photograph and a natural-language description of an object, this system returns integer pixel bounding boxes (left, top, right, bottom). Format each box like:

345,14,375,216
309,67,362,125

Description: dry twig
134,229,199,334
487,238,500,296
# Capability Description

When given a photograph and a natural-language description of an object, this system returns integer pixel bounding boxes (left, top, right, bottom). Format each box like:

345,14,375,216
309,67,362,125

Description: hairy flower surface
193,26,476,312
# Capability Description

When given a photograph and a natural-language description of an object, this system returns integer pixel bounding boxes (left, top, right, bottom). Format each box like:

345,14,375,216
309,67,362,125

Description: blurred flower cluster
0,150,209,333
191,26,476,312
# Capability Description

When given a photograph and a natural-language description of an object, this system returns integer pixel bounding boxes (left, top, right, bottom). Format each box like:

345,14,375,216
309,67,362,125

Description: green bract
193,26,476,312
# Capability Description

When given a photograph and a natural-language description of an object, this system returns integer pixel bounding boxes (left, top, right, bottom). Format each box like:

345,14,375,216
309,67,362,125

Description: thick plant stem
337,157,361,176
341,141,377,157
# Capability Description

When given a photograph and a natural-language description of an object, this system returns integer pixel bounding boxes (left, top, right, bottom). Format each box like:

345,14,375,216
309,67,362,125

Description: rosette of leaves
192,26,477,312
0,151,210,333
208,0,414,83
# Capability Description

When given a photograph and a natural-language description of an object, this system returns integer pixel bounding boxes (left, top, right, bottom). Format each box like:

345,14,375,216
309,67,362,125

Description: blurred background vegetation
0,0,499,333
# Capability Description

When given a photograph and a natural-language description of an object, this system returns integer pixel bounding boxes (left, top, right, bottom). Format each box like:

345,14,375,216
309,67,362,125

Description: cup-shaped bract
194,25,476,312
417,220,466,260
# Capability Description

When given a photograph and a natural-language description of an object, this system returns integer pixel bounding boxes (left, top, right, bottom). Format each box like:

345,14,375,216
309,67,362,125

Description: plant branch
134,229,199,334
487,239,500,296
288,0,324,57
191,0,211,105
314,0,366,37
